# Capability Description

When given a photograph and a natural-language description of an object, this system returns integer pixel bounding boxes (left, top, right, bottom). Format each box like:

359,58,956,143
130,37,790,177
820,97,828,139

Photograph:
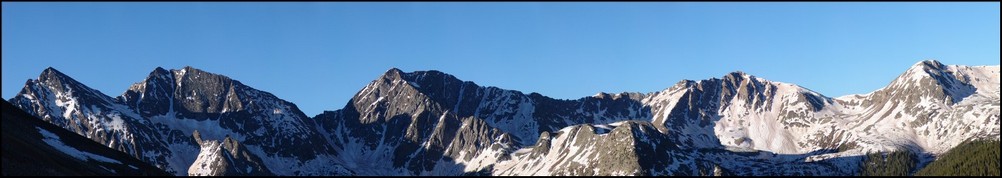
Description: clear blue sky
3,2,999,116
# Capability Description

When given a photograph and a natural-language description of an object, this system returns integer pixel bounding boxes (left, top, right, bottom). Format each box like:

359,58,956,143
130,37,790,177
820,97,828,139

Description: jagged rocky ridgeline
5,60,999,175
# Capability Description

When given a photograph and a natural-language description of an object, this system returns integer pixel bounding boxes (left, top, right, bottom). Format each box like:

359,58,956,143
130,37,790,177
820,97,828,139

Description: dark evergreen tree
859,150,918,176
916,140,1000,176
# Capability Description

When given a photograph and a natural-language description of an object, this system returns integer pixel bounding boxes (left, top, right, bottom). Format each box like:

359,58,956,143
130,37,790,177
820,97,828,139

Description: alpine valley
3,60,999,176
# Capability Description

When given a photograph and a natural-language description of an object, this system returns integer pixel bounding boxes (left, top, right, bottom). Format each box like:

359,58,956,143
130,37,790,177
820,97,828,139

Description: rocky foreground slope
2,100,169,176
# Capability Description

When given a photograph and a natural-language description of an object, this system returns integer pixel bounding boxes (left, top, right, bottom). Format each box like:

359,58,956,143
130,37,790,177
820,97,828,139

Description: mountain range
3,60,998,176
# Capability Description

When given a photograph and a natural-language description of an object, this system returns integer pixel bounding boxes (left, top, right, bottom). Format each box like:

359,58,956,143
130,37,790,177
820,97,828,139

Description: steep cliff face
188,130,272,176
115,66,344,175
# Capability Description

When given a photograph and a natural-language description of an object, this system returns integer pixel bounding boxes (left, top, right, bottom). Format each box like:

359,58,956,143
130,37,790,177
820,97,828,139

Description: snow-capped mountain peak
7,61,998,176
11,66,348,176
881,59,984,105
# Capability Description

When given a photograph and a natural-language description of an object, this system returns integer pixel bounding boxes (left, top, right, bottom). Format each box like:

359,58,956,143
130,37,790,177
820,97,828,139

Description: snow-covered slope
493,120,709,176
641,71,840,154
832,60,1000,154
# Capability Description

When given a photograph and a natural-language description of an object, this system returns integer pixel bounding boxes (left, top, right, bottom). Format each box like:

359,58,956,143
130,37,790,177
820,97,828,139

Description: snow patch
36,127,123,164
